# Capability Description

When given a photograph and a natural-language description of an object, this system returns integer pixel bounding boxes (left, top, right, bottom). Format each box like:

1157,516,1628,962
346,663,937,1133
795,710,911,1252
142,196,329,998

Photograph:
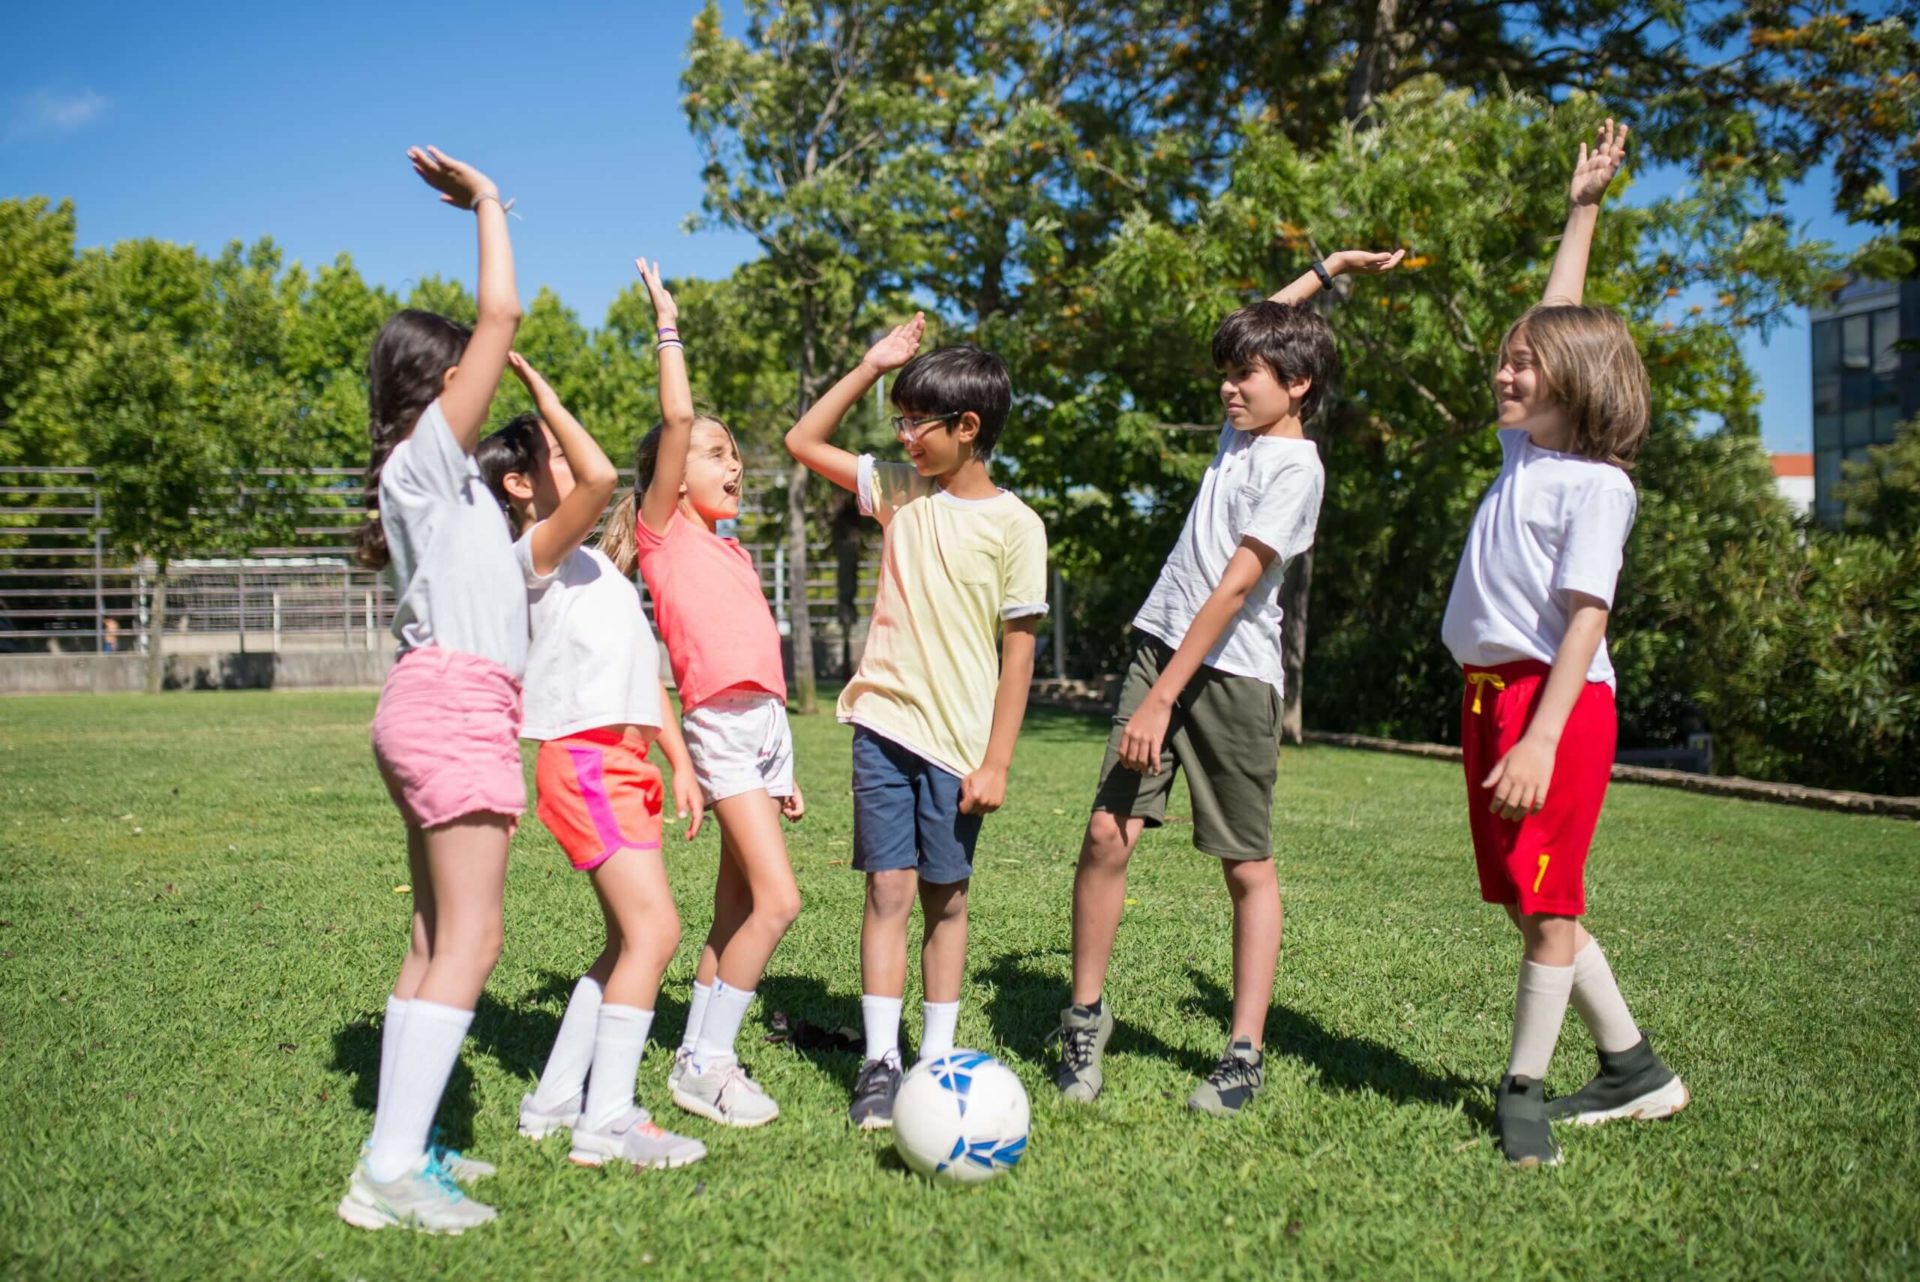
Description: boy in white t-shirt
1441,122,1686,1169
1055,247,1405,1116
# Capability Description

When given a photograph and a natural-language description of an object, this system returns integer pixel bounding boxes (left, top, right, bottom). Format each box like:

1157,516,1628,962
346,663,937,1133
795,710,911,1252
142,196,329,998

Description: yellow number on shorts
1533,852,1551,894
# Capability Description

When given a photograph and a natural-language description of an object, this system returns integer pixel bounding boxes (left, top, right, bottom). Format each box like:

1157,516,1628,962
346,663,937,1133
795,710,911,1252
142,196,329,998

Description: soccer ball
892,1051,1030,1185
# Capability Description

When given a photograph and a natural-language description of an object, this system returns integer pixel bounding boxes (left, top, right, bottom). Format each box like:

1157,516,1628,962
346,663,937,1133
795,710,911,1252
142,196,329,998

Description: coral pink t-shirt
633,512,786,711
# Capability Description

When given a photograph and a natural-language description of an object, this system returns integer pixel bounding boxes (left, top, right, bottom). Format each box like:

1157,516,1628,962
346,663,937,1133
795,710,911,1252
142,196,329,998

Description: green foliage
1837,415,1920,542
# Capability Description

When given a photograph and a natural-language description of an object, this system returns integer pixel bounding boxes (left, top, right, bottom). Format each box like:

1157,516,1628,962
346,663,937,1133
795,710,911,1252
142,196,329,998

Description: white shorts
679,689,796,805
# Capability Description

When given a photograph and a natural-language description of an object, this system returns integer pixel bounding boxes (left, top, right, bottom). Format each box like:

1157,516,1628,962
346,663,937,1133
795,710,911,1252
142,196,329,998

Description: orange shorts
534,726,665,871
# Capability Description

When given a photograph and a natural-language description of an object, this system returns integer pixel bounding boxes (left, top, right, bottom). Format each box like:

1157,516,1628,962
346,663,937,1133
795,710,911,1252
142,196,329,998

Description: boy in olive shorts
1054,248,1403,1115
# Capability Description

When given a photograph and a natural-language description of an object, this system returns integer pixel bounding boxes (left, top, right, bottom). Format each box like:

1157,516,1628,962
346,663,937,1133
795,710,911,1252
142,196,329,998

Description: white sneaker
428,1127,494,1181
667,1046,694,1092
336,1154,497,1234
518,1091,584,1141
568,1106,707,1169
671,1057,780,1128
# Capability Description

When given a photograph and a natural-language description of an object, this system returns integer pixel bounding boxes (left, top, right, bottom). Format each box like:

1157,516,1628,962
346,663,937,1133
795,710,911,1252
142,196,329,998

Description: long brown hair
355,310,472,568
598,413,735,575
1500,305,1650,469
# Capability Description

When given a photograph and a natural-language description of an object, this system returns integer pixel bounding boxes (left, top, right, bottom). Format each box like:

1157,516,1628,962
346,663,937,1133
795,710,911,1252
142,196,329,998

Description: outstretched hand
635,257,679,329
407,146,499,210
1569,119,1629,208
1328,248,1407,276
862,313,926,373
506,351,553,398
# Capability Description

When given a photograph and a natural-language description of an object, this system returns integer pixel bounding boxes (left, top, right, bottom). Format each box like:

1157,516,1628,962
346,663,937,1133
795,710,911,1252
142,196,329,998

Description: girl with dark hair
476,354,708,1172
337,146,524,1236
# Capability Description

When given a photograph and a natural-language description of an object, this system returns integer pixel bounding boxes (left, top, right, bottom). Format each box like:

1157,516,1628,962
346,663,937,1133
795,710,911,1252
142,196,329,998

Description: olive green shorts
1091,633,1282,861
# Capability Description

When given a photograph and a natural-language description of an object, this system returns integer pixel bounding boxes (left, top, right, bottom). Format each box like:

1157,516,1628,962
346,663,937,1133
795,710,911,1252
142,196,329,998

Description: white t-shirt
1441,429,1637,687
1130,426,1324,697
517,538,665,741
380,399,532,676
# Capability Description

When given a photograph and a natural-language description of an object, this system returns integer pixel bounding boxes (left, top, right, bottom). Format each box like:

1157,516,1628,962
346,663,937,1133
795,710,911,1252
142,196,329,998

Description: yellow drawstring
1467,671,1506,715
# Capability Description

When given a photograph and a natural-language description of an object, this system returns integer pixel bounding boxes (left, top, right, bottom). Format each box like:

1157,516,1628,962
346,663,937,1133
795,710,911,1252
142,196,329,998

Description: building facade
1810,275,1919,524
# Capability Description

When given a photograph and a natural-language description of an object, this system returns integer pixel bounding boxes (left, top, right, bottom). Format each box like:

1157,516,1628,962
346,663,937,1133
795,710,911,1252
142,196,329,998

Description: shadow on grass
756,974,868,1094
329,1009,480,1149
1185,967,1489,1126
979,949,1216,1079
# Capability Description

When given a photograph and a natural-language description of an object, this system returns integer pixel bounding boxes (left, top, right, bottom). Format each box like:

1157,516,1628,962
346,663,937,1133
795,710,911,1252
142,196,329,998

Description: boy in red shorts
1441,121,1687,1168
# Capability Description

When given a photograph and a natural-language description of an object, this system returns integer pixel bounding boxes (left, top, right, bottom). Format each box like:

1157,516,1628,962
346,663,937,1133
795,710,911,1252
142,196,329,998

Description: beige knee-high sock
1507,961,1573,1080
1570,938,1642,1054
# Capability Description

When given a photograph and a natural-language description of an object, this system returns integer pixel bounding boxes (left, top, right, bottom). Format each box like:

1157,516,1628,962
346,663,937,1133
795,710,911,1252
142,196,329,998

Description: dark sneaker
1546,1034,1689,1126
1495,1074,1562,1168
1187,1037,1263,1116
848,1054,902,1131
1054,1001,1114,1103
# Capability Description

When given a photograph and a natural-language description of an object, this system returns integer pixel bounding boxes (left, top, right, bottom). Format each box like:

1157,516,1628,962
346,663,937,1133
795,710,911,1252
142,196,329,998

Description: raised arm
508,353,618,577
408,146,521,450
784,313,926,494
1541,120,1629,308
1268,248,1406,306
636,258,696,536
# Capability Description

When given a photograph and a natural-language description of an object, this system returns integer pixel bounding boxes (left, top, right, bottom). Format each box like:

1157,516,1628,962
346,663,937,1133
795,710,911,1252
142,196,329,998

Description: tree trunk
145,571,168,694
1279,547,1311,744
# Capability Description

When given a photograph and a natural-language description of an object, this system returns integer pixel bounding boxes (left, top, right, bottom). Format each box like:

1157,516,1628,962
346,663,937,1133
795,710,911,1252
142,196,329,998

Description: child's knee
1221,856,1277,896
757,887,802,934
438,919,504,973
1082,812,1133,866
865,871,917,919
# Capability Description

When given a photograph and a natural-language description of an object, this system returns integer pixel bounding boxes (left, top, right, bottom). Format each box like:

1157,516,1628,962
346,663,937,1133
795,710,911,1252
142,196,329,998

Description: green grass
1,691,1916,1280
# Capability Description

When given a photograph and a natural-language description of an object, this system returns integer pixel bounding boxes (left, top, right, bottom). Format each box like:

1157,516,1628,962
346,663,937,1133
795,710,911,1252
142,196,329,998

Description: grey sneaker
568,1106,707,1169
428,1127,494,1182
848,1054,902,1130
671,1058,780,1128
1188,1037,1264,1116
518,1091,584,1141
1546,1035,1689,1126
667,1046,694,1093
1054,1001,1114,1102
1495,1074,1563,1168
336,1153,497,1234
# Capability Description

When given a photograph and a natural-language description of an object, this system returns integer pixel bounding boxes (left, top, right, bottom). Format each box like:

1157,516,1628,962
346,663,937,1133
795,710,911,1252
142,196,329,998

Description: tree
1837,416,1920,541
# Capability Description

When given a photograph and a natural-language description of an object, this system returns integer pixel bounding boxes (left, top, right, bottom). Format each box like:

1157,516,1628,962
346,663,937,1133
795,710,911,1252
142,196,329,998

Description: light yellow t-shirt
837,456,1049,777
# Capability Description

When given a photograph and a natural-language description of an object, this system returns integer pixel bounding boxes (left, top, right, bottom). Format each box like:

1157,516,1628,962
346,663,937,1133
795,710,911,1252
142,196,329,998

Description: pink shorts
371,647,526,829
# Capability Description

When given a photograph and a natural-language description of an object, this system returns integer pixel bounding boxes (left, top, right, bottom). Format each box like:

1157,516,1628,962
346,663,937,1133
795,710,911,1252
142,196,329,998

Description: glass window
1875,404,1902,443
1814,375,1841,417
1842,314,1870,369
1814,412,1841,450
1812,319,1840,375
1874,373,1900,408
1845,408,1874,447
1843,369,1871,409
1873,308,1901,375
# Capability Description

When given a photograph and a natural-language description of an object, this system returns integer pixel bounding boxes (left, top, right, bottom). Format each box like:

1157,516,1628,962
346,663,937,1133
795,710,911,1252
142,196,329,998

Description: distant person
101,617,119,654
1439,121,1687,1168
1052,246,1403,1117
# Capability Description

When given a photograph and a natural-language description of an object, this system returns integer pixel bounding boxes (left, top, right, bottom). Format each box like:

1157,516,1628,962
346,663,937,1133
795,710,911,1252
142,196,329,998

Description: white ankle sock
582,1005,654,1131
366,999,472,1182
1571,938,1641,1054
376,995,409,1119
696,980,754,1066
1507,961,1574,1080
530,976,603,1110
919,1000,960,1062
862,994,902,1064
680,981,713,1054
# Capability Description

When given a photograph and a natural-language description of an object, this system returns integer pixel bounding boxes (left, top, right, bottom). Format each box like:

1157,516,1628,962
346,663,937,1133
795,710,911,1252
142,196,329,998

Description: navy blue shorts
850,725,982,885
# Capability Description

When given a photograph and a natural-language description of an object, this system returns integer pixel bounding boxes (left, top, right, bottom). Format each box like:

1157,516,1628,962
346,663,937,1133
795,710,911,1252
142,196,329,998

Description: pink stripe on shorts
371,646,526,829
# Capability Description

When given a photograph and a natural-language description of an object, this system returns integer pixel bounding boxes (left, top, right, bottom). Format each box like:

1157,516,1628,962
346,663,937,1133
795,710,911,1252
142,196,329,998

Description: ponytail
598,487,641,576
355,309,474,570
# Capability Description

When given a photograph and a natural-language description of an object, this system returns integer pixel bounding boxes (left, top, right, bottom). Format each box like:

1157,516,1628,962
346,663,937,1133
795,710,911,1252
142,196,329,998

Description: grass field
1,691,1916,1280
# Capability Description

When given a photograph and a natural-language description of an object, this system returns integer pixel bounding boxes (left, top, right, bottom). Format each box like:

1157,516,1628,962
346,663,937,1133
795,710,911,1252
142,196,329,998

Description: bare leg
412,816,512,1010
589,848,682,1009
860,870,919,999
1221,857,1282,1048
918,879,970,1004
1504,904,1583,966
392,825,435,1000
706,792,801,990
694,833,753,988
1069,812,1145,1006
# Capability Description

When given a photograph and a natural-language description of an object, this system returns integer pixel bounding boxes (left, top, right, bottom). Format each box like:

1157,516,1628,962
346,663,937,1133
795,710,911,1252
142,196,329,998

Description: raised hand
506,351,553,398
635,257,679,330
407,145,500,210
1569,119,1629,208
1328,248,1408,276
862,313,926,374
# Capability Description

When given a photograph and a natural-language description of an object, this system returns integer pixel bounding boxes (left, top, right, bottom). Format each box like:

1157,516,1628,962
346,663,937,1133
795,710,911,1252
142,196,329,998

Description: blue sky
2,0,1873,453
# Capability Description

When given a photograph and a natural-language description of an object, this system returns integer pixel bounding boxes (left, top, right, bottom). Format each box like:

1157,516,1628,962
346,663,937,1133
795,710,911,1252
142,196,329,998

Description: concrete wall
0,650,395,694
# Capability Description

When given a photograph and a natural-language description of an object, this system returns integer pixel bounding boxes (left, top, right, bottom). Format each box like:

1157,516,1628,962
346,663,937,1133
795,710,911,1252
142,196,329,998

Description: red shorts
534,727,665,872
1460,660,1616,916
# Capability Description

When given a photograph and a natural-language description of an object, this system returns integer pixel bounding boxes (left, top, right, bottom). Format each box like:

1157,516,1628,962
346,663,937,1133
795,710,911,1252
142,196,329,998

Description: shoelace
855,1060,896,1099
422,1153,466,1201
1061,1024,1100,1071
1207,1052,1259,1091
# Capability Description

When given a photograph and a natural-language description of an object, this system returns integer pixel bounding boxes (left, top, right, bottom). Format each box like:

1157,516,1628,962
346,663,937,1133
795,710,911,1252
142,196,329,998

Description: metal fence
0,467,879,665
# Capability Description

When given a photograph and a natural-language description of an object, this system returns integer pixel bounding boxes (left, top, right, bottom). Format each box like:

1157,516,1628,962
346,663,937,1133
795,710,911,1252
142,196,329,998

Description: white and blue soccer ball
893,1050,1030,1185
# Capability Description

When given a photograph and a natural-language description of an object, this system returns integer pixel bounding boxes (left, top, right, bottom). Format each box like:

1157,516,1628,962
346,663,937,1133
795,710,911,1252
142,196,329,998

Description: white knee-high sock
1507,961,1573,1080
696,980,754,1066
530,976,603,1110
862,994,903,1064
366,999,473,1182
582,1005,653,1131
376,995,409,1120
1570,938,1642,1054
919,1001,960,1062
680,981,713,1054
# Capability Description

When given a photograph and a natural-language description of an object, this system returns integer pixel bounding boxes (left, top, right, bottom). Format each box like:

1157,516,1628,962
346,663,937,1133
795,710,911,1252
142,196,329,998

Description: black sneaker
1053,1001,1114,1103
1546,1034,1689,1126
1187,1037,1263,1116
1495,1074,1562,1168
848,1055,902,1131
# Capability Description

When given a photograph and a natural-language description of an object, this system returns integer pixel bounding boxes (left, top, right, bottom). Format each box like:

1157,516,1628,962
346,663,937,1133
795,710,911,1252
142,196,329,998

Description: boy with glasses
786,314,1049,1129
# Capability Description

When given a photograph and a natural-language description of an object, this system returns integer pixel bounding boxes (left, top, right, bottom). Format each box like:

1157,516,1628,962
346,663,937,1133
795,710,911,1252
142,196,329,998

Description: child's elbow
578,462,620,498
781,427,807,459
480,297,524,327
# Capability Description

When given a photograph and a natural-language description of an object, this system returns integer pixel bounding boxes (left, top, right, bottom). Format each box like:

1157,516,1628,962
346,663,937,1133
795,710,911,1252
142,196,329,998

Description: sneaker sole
1058,1082,1101,1103
335,1194,488,1235
566,1146,706,1170
1562,1076,1690,1127
670,1085,780,1128
853,1113,893,1132
518,1117,577,1141
1505,1149,1564,1170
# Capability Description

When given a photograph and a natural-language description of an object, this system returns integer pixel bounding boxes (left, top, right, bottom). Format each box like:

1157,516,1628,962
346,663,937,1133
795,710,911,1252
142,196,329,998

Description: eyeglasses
889,411,961,443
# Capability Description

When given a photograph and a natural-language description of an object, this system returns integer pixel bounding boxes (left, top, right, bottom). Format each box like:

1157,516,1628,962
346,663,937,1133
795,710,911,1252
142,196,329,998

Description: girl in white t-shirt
339,147,523,1235
478,353,708,1172
1440,121,1687,1169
